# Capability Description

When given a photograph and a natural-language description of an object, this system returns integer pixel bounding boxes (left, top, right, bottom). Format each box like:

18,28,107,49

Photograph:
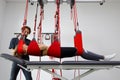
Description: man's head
21,26,31,37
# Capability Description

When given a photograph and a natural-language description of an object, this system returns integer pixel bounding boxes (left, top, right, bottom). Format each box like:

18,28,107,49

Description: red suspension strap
71,1,82,79
48,0,61,58
33,3,39,38
16,0,29,80
23,0,29,26
71,0,79,32
37,5,44,44
71,0,84,55
17,0,29,55
47,0,62,80
54,0,61,42
27,2,41,56
36,2,44,80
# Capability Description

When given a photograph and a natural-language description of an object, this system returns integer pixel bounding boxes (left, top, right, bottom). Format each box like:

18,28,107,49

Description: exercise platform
1,53,120,80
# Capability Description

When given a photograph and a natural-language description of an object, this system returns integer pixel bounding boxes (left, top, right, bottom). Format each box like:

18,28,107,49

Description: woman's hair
21,26,31,34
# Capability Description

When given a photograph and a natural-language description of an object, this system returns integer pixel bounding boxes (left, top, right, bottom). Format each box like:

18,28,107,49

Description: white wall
0,1,120,80
0,0,6,51
0,0,9,79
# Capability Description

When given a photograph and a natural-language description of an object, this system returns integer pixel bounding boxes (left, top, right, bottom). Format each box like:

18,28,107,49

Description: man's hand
11,46,21,58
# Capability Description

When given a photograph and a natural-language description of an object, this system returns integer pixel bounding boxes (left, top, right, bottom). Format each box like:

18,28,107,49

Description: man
9,26,32,80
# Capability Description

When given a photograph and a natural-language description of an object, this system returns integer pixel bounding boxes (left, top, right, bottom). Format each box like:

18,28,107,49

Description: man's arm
9,38,21,58
10,46,21,58
10,46,17,56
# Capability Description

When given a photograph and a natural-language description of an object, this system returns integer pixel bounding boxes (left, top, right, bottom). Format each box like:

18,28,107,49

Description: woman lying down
11,26,116,61
13,40,116,61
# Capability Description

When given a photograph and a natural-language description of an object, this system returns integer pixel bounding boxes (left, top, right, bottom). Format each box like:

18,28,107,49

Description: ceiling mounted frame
29,0,105,5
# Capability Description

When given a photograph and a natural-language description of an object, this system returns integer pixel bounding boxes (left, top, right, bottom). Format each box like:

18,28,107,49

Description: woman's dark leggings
81,50,104,61
60,47,104,61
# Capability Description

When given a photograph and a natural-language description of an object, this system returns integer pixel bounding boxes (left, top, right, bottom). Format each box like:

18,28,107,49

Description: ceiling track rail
29,0,105,5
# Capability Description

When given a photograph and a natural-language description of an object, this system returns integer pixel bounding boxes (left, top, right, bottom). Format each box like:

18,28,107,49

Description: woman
14,35,116,61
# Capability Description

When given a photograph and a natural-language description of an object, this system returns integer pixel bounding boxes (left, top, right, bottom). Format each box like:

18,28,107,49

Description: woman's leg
81,50,104,61
37,44,48,55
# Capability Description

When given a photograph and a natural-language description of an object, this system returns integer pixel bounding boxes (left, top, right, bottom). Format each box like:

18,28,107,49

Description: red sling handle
47,40,61,58
27,38,41,56
17,39,25,55
74,30,84,55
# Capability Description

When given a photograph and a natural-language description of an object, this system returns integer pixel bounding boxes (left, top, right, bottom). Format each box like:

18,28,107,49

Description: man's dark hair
21,26,31,34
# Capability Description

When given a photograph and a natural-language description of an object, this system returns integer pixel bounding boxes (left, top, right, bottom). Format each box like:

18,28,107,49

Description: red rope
36,70,41,80
56,0,62,78
72,0,81,80
74,1,79,29
72,0,79,32
23,0,29,26
33,3,39,39
36,48,42,80
36,3,44,80
38,7,44,44
59,59,62,77
19,1,29,79
54,0,61,42
51,1,62,79
58,0,61,43
19,1,28,80
74,56,80,80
